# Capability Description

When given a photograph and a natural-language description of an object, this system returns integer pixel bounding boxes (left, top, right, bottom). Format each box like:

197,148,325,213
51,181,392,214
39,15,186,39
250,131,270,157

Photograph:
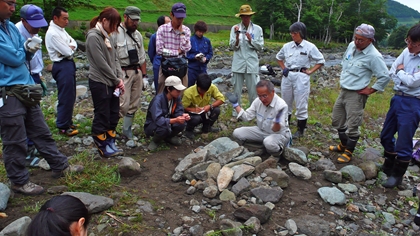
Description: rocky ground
1,47,419,236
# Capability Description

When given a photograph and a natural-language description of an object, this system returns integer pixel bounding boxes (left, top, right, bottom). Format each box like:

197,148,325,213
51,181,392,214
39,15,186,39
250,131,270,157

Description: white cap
165,76,186,90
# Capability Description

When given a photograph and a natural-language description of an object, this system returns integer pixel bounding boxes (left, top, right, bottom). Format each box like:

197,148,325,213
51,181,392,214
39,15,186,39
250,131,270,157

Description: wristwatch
210,104,214,111
180,32,185,35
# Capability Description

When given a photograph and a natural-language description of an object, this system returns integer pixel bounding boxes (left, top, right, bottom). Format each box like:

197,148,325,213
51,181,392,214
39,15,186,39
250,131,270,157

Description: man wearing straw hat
229,4,264,116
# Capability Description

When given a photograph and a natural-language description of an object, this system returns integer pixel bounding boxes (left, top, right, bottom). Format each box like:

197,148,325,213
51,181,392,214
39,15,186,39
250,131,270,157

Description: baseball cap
165,76,186,90
172,2,186,18
20,4,48,28
124,6,141,21
355,23,375,41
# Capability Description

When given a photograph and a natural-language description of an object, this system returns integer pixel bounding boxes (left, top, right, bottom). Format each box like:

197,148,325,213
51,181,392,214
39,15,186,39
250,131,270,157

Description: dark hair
51,6,67,19
194,21,207,33
196,73,211,90
407,24,420,43
157,15,168,27
289,22,307,40
256,79,274,92
26,195,90,236
164,86,176,94
89,7,121,31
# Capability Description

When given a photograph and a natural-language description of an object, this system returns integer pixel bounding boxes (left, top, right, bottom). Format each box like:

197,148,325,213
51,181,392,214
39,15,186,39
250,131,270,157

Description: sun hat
355,23,375,41
172,2,187,18
124,6,141,20
165,76,186,90
20,4,48,28
235,5,256,17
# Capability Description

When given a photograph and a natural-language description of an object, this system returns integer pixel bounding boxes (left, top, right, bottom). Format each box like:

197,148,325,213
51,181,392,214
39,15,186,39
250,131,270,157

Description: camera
235,30,246,34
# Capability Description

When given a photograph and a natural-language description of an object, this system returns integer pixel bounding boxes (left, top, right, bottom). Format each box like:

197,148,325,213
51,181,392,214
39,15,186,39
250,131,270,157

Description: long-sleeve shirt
45,20,77,62
0,19,34,87
186,35,213,72
238,94,289,134
15,21,43,76
86,28,122,87
144,93,184,130
390,47,420,96
156,22,191,57
229,21,264,74
182,84,224,108
113,23,146,67
148,33,162,69
339,42,390,91
276,39,325,69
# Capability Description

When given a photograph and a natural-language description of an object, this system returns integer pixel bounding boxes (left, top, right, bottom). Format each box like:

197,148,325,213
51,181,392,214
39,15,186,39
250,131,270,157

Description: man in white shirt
45,6,78,136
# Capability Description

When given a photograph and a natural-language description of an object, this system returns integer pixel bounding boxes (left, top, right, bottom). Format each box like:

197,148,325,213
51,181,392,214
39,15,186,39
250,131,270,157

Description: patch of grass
23,200,45,214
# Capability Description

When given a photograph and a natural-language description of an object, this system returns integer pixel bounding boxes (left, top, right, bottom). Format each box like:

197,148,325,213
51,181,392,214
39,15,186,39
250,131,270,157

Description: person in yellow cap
229,4,264,116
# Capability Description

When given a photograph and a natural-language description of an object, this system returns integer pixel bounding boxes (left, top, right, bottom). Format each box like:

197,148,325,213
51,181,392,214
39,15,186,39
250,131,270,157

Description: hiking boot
184,130,195,140
93,133,120,157
59,128,79,137
11,181,44,195
165,136,182,146
70,124,79,130
51,165,84,179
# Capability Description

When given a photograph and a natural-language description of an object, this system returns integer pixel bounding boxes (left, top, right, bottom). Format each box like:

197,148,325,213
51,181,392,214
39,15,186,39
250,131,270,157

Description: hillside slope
387,0,420,26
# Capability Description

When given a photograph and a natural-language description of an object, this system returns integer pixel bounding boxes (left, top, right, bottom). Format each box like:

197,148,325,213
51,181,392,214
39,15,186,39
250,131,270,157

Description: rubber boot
106,130,123,156
382,151,397,176
288,114,292,124
93,133,118,157
329,128,348,153
292,119,307,139
337,136,358,163
382,159,410,188
122,114,134,139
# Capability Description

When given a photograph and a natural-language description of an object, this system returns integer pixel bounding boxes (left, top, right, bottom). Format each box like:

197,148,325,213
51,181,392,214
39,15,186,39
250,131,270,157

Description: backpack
161,57,188,78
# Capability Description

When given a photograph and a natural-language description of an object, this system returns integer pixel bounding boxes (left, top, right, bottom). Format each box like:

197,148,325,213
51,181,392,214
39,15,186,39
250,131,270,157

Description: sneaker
11,181,44,195
184,130,195,140
51,165,84,179
59,128,79,137
26,155,41,167
165,136,182,146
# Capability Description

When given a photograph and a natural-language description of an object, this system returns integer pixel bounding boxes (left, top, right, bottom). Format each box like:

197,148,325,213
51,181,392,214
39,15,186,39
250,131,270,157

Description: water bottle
113,88,120,97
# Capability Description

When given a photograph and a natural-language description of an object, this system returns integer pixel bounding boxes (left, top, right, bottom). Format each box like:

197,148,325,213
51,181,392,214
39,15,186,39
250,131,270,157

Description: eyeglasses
127,15,140,22
257,94,269,99
354,37,366,43
1,0,16,7
405,38,419,47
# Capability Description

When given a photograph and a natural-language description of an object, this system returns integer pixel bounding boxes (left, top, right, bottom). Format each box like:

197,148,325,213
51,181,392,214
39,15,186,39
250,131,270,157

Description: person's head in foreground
27,195,90,236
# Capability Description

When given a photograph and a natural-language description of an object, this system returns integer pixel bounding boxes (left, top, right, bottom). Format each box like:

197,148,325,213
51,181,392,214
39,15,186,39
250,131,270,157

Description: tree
388,25,409,48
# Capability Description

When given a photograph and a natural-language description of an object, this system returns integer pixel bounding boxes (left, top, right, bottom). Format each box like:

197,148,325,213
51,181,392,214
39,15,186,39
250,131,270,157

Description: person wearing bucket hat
329,23,390,164
112,6,147,140
144,76,190,151
229,4,264,116
380,23,420,189
276,22,325,140
156,2,191,94
15,4,49,168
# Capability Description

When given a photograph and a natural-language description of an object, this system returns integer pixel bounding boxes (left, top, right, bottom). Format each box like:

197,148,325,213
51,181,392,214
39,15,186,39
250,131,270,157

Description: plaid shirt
156,22,191,57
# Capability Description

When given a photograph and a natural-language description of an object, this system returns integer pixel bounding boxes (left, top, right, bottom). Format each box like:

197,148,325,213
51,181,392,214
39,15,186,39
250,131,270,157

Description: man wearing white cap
329,23,390,163
229,4,264,116
144,76,190,151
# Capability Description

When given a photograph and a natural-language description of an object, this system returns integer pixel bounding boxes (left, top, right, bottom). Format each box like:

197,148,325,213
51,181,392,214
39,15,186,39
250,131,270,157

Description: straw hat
235,5,256,17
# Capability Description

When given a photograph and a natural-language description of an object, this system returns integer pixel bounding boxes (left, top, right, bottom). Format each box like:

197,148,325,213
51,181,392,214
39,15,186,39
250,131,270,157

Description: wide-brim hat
235,5,256,17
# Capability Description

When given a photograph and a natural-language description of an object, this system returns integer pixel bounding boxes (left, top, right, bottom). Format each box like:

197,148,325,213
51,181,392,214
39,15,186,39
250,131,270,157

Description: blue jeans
380,95,420,161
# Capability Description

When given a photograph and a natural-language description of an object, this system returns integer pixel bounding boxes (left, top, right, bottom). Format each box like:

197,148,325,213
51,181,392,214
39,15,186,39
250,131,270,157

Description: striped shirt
156,22,191,57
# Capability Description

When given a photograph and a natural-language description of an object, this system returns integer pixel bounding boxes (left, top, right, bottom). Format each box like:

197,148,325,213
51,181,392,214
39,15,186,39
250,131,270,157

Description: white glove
143,77,149,90
24,38,41,54
195,53,204,59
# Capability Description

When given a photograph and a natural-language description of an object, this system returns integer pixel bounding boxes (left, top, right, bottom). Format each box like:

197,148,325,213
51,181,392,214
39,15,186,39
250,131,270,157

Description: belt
121,64,140,70
289,68,307,72
395,91,420,99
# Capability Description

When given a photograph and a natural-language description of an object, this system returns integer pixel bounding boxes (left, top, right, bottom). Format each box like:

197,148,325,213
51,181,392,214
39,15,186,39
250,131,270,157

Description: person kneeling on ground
27,195,90,236
144,76,190,151
228,80,291,156
182,73,224,139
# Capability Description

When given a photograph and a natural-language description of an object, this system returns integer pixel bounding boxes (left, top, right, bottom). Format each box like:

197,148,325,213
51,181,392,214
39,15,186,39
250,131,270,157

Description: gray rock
293,215,330,236
323,170,342,183
184,161,213,181
288,162,311,179
82,136,94,146
382,212,396,224
358,161,378,180
175,149,209,173
255,158,278,174
62,192,114,214
231,164,255,181
244,216,261,234
263,168,289,188
285,219,298,235
283,147,308,164
136,200,154,213
186,186,196,195
359,147,382,161
250,186,283,203
219,189,236,201
38,158,51,170
233,204,272,224
217,166,234,191
192,205,201,213
0,183,11,211
172,171,183,182
219,219,243,236
340,165,366,182
206,162,222,180
224,156,262,168
314,158,337,171
337,183,358,193
118,157,141,177
317,187,346,205
190,224,204,236
125,139,137,148
231,177,250,196
203,185,219,198
47,185,69,194
0,216,31,236
204,137,240,156
232,151,256,161
398,189,413,197
218,146,244,165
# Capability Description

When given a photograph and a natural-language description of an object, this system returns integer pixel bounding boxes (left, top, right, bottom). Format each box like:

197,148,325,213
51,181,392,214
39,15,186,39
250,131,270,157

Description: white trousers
281,72,310,120
233,126,290,154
